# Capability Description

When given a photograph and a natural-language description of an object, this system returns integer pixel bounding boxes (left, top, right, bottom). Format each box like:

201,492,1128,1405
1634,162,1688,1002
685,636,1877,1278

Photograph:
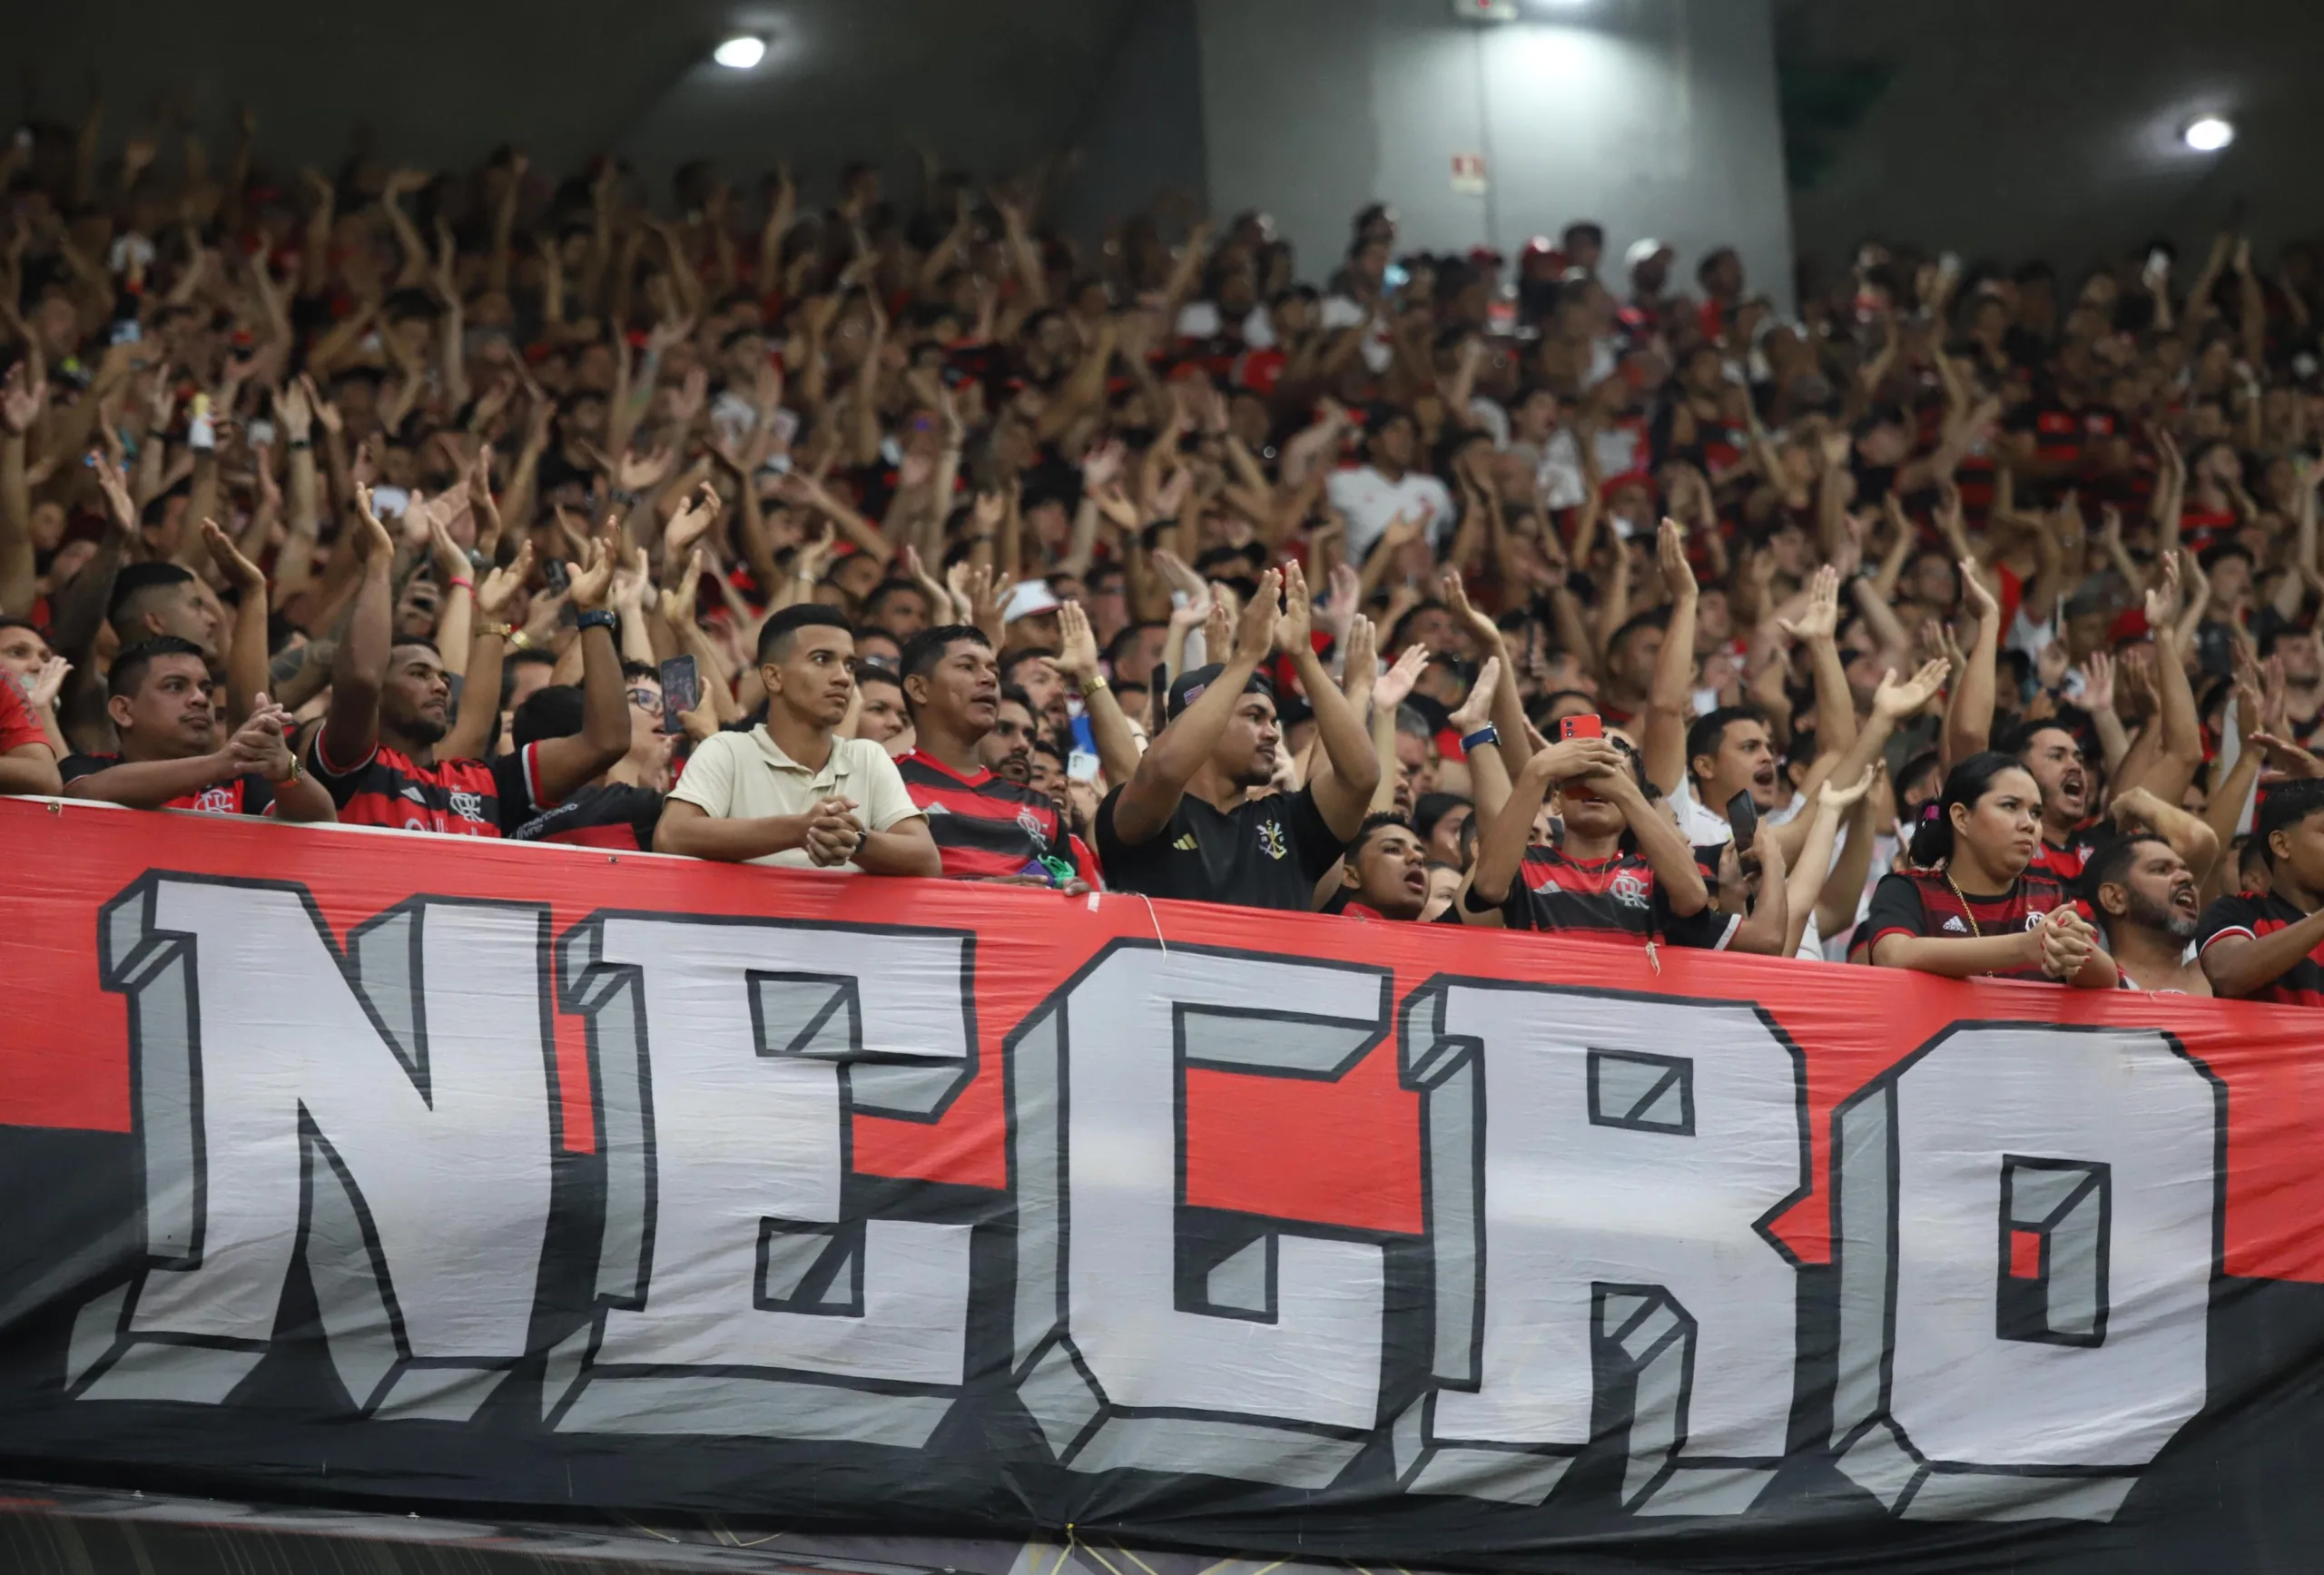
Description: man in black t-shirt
1096,566,1379,912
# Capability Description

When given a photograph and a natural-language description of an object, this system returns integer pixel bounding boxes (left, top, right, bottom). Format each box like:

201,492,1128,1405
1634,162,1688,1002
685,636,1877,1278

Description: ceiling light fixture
713,35,767,70
2182,116,2235,153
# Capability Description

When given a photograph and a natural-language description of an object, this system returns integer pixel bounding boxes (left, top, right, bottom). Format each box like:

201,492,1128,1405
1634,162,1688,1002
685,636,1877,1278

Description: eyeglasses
626,687,663,713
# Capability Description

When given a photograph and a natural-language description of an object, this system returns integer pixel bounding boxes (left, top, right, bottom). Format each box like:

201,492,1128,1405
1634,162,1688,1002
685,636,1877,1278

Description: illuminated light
2182,116,2235,153
713,35,767,70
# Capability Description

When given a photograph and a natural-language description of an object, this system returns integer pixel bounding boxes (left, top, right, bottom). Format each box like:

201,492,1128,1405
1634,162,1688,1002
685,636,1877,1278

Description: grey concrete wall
1195,0,1795,304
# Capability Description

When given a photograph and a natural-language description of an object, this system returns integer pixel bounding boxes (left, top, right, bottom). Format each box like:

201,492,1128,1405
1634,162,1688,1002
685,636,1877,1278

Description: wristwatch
576,609,619,633
1462,724,1501,753
478,622,515,640
1082,674,1109,696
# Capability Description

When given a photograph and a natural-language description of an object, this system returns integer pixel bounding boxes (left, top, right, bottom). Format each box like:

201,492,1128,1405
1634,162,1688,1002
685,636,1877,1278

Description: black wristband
575,609,618,633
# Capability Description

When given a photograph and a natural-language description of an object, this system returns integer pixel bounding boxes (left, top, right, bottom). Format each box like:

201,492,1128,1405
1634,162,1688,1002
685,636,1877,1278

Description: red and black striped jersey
305,731,545,838
509,783,665,851
1502,845,1736,950
59,754,278,816
1863,867,2074,981
897,750,1098,885
2198,891,2324,1008
2030,826,2104,885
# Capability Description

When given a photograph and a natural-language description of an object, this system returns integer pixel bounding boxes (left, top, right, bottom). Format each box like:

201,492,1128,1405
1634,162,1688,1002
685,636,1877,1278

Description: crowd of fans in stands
5,101,2324,1006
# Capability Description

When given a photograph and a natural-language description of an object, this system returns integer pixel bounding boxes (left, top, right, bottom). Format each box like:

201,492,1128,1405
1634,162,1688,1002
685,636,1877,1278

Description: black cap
1164,664,1275,724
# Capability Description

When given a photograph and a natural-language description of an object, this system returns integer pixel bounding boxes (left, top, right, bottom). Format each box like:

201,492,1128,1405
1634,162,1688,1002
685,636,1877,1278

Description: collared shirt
667,724,922,870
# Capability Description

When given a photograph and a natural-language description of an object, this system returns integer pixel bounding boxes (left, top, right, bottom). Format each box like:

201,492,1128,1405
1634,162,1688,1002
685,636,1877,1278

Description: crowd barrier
3,795,2321,1573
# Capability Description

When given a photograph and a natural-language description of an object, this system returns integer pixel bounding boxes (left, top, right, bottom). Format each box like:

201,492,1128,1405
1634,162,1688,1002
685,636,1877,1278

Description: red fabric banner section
2,796,2319,1279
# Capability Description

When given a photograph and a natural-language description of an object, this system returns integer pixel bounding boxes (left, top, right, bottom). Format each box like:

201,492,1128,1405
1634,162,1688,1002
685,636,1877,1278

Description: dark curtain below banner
3,798,2324,1573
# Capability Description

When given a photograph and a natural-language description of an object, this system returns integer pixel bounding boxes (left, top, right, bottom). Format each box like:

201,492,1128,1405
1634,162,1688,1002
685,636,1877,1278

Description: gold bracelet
1082,674,1109,696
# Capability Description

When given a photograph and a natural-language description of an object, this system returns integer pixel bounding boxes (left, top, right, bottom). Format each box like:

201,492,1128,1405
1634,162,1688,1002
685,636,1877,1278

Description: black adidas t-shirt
1096,784,1349,912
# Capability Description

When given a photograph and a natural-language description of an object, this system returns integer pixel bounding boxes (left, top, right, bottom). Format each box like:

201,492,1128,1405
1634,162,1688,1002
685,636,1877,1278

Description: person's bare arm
316,489,397,772
1946,559,2002,768
1642,518,1698,797
1281,563,1381,838
2206,907,2324,999
0,358,43,616
1721,827,1791,956
1460,740,1620,924
200,521,271,725
2112,783,2221,888
1054,601,1140,789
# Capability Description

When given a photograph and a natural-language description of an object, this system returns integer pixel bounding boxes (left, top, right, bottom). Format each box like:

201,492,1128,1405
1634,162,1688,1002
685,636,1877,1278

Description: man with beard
2004,721,2102,881
657,604,940,875
895,624,1095,889
2085,833,2213,995
306,495,629,836
985,688,1040,783
1097,566,1379,911
60,636,334,822
1326,814,1433,921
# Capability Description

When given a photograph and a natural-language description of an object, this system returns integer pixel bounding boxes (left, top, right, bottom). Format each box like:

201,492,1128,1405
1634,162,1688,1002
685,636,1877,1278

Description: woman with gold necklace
1864,752,2120,987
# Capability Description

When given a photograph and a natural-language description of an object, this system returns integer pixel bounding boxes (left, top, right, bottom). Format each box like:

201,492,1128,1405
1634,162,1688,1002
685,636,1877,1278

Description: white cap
1625,237,1673,270
1000,580,1063,625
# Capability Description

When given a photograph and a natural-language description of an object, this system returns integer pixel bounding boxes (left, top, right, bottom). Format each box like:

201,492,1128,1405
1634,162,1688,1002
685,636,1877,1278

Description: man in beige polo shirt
656,605,941,875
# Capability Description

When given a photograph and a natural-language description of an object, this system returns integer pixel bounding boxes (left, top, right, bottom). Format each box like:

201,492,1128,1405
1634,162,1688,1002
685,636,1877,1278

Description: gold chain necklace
1941,865,1984,939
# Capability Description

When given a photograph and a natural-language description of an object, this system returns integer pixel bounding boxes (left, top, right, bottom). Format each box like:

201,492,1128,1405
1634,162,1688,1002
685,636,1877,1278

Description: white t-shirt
1326,466,1457,563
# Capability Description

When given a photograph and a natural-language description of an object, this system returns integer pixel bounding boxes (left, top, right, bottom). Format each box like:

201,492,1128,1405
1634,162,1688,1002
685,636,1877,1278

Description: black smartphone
1725,789,1758,851
543,557,571,596
659,655,701,736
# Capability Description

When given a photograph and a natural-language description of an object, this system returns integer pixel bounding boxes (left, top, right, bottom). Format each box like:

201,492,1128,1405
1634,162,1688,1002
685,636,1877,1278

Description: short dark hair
757,605,852,665
1685,706,1765,787
862,578,928,618
1001,647,1057,684
899,623,990,690
108,635,209,701
997,684,1036,716
107,561,197,635
2258,779,2324,868
855,662,902,694
2082,832,2171,910
512,684,586,748
620,660,660,684
1413,792,1469,841
1354,812,1416,854
1608,610,1667,661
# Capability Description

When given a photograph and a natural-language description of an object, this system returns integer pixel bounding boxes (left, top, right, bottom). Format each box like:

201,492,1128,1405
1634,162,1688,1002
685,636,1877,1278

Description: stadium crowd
4,105,2324,1005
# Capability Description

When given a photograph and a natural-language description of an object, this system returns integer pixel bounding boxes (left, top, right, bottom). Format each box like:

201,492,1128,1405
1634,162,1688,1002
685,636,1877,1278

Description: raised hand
2081,648,2116,714
2144,551,2182,631
350,485,395,564
1819,759,1881,811
1233,568,1281,664
0,359,45,434
1874,657,1950,721
1531,735,1628,785
1656,516,1699,603
664,480,722,558
1273,560,1315,655
198,517,266,593
1055,598,1101,686
1373,643,1430,712
565,520,621,611
1337,614,1380,703
1450,655,1502,735
1778,564,1841,643
1961,557,1999,622
477,540,536,619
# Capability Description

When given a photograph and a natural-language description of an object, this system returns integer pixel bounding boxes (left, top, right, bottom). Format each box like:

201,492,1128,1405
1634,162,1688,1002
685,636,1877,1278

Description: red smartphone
1559,714,1603,741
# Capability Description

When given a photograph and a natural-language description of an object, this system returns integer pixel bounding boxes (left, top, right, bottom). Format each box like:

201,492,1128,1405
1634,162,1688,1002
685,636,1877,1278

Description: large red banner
1,795,2317,1278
